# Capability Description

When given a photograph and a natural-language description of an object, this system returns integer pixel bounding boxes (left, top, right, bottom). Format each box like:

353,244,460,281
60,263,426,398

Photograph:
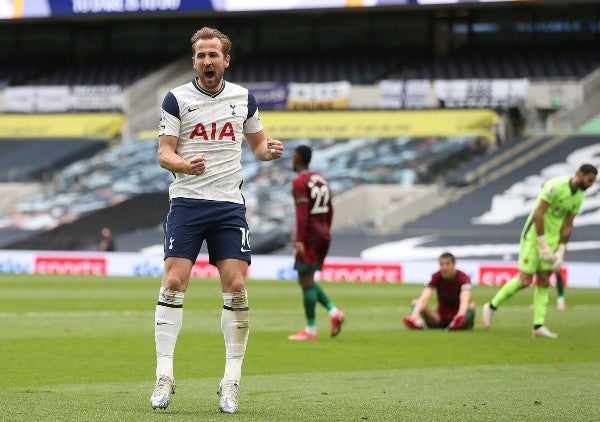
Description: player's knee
162,274,187,292
536,279,551,288
299,277,316,289
519,274,534,287
227,278,247,293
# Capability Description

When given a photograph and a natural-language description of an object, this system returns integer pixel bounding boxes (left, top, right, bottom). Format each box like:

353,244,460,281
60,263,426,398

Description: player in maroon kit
288,145,345,341
403,252,475,330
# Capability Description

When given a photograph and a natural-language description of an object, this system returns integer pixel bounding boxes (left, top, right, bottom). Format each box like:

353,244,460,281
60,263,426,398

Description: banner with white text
3,85,123,112
434,79,529,108
287,81,351,110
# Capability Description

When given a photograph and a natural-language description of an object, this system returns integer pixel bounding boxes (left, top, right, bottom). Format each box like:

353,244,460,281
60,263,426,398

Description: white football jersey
159,78,263,203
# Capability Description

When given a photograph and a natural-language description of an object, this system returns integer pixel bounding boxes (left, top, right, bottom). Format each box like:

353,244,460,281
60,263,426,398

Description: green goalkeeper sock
302,286,318,326
533,286,549,326
555,272,565,298
490,277,523,308
314,284,334,310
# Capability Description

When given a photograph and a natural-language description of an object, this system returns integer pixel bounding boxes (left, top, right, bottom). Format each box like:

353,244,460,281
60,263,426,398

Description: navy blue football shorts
163,197,251,266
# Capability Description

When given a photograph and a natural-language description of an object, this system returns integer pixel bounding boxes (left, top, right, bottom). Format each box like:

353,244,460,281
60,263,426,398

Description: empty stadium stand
1,2,599,258
35,57,180,86
444,134,554,186
395,135,600,262
3,193,168,251
408,43,600,80
0,139,108,182
0,134,488,251
2,42,597,88
228,51,409,84
0,56,182,87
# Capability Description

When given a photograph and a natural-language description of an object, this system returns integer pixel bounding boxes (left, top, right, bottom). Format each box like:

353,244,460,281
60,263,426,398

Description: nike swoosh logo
156,322,171,325
188,107,199,112
241,248,251,252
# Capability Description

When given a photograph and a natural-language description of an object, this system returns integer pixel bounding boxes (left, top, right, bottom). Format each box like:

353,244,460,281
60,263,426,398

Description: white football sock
221,290,249,384
155,287,184,380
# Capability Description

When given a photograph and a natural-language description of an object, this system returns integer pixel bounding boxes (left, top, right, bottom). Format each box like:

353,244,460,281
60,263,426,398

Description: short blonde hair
190,27,232,56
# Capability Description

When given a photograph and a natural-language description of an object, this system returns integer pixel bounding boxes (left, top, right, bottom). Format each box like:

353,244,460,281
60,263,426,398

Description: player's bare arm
553,213,575,270
294,242,305,259
457,288,472,316
411,287,433,318
559,213,575,244
158,135,206,175
533,199,554,263
533,199,550,236
245,130,283,161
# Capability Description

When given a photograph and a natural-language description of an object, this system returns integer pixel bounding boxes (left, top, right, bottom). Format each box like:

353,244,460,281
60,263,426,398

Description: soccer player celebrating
482,164,597,338
402,252,475,331
150,27,283,413
288,145,345,341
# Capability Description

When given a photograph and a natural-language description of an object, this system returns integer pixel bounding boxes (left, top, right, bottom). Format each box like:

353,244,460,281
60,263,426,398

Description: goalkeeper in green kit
482,164,597,338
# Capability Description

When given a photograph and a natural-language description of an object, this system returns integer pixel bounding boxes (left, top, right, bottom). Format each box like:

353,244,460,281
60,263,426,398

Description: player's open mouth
204,70,215,80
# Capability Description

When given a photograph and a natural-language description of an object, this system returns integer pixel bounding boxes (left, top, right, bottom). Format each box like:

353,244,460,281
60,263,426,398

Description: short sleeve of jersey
293,176,309,204
426,272,441,288
540,179,561,206
243,92,263,134
541,176,584,215
456,270,472,290
159,91,180,137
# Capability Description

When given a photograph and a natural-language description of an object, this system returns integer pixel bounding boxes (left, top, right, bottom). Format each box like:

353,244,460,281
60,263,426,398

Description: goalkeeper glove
552,243,566,271
537,235,555,264
447,314,465,331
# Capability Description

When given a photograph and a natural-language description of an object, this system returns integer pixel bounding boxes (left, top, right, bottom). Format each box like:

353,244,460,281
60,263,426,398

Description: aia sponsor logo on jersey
190,122,235,141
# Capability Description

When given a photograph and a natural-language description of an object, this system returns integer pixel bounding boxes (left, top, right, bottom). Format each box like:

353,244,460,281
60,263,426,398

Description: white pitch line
0,305,599,319
0,310,151,318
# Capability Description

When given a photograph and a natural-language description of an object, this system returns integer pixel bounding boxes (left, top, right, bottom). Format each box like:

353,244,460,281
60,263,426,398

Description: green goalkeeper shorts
518,238,554,274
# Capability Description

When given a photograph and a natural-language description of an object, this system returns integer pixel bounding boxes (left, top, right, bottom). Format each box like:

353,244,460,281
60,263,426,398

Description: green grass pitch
1,274,599,421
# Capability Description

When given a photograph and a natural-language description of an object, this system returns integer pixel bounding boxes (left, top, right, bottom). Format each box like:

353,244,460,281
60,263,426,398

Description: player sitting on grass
403,252,475,331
